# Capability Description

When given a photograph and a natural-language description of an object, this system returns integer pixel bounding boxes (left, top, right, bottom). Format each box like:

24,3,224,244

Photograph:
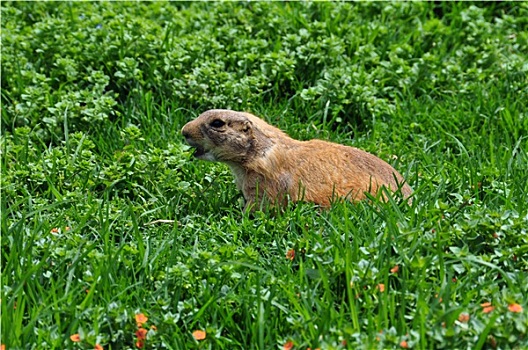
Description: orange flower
150,325,157,331
377,283,385,292
192,330,206,340
400,340,409,348
136,340,144,349
94,345,103,350
136,328,148,340
481,302,495,314
508,303,523,313
70,334,81,342
1,345,4,350
283,340,294,350
482,306,495,313
66,226,71,231
286,249,295,261
458,313,470,323
390,265,399,274
135,313,148,327
51,228,59,233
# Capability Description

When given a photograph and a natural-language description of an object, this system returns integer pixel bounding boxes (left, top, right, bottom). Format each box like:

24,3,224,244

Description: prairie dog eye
209,119,225,128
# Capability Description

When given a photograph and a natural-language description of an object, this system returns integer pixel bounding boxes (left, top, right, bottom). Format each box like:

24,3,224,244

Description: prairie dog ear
232,119,252,134
242,120,252,133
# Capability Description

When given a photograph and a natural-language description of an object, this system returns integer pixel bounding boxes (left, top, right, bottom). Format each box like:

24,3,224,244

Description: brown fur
181,109,413,211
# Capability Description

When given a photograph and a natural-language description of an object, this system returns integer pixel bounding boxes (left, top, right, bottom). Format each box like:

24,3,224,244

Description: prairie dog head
181,109,272,163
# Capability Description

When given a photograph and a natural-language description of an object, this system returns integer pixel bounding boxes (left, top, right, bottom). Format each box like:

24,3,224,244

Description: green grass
2,1,527,349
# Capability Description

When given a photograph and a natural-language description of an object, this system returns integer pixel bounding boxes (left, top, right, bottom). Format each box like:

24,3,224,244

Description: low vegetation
2,2,527,349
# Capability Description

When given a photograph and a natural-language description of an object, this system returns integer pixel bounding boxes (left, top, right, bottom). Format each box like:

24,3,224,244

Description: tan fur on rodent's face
181,109,265,163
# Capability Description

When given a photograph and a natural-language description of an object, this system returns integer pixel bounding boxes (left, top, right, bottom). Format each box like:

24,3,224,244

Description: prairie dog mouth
184,138,205,157
184,138,216,161
192,146,206,158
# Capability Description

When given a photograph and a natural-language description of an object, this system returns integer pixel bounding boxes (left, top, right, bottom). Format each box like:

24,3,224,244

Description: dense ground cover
1,1,527,349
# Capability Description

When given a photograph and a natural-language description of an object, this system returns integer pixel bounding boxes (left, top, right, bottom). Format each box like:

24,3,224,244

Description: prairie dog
181,109,412,210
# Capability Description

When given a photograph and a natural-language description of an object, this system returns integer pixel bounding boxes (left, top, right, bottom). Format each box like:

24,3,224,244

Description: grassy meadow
1,2,528,349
